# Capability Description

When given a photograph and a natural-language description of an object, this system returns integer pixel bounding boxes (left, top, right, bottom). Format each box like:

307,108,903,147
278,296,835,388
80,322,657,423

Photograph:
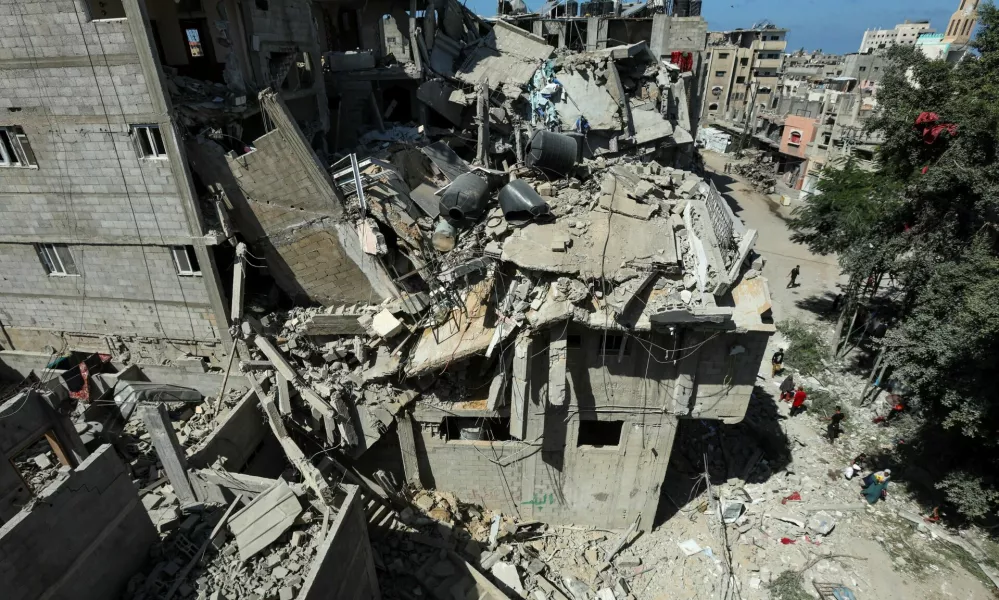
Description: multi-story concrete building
0,0,235,365
858,20,933,54
779,50,845,97
0,0,390,366
701,26,787,124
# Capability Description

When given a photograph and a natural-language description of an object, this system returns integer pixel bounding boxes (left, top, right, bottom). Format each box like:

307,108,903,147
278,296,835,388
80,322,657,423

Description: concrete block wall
0,444,157,600
417,428,525,517
0,0,226,358
220,119,389,305
565,325,676,410
299,485,380,600
0,243,219,342
688,329,770,423
414,411,676,529
411,323,765,529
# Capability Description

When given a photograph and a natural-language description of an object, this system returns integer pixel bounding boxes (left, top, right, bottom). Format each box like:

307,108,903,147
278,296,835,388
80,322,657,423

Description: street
700,150,845,324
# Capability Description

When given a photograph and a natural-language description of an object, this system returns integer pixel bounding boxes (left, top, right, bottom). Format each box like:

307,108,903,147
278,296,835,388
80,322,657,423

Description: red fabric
780,537,797,545
68,362,90,402
669,51,694,72
914,112,958,144
781,491,802,504
792,390,807,408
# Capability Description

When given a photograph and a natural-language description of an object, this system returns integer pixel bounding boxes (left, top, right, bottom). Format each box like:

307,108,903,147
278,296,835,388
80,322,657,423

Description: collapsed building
0,0,774,597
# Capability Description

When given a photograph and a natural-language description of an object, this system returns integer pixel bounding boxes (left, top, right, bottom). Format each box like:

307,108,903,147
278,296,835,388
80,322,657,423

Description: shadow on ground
653,385,792,527
793,291,843,323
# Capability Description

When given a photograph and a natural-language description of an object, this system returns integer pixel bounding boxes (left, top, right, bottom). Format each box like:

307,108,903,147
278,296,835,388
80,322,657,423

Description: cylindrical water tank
498,179,551,225
526,130,578,176
438,172,490,226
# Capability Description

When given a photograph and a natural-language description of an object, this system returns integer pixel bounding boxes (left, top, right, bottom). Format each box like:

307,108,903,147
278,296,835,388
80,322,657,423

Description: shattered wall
298,485,381,600
0,0,229,361
411,323,767,528
188,92,395,305
0,445,157,600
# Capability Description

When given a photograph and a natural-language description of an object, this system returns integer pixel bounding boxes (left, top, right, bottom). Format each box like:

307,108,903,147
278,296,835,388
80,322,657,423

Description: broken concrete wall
673,329,770,423
415,427,527,517
564,326,676,409
298,484,381,600
0,389,87,520
189,390,269,471
188,92,395,305
0,444,157,600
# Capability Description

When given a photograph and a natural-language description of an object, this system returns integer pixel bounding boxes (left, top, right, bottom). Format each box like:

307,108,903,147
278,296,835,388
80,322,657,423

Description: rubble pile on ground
732,152,778,194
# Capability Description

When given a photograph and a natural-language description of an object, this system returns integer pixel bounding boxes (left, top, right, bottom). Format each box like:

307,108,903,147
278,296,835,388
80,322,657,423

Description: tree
788,2,999,519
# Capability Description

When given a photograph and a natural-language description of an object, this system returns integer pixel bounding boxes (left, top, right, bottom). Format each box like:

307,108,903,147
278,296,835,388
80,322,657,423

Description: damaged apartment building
0,0,774,598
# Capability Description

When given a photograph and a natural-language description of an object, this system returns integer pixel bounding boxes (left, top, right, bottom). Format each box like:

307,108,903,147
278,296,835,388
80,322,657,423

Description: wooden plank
43,431,70,467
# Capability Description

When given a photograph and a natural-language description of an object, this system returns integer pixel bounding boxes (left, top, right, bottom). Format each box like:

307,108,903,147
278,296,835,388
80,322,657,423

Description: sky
467,0,959,55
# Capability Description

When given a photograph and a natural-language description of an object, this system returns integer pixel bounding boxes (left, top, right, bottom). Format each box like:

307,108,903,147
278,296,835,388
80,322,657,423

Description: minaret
943,0,980,45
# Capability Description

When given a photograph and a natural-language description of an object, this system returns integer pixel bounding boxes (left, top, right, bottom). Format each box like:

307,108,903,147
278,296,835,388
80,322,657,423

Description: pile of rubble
732,152,778,194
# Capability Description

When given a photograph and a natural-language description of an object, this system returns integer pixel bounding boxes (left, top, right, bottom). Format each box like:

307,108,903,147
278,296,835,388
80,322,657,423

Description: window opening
577,420,623,447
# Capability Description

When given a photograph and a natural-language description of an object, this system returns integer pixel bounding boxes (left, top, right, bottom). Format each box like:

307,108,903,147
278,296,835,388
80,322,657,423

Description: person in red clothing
790,386,807,416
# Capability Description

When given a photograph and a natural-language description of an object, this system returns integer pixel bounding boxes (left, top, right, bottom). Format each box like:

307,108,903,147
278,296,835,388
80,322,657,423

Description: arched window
712,86,723,96
708,103,719,111
789,130,802,144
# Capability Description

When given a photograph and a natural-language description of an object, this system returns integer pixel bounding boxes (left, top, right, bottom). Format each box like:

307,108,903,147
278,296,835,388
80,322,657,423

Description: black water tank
498,180,551,225
439,172,490,226
526,130,578,176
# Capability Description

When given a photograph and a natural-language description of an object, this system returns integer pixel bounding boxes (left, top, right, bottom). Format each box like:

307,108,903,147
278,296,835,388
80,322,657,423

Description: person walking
787,265,801,288
771,348,785,378
822,406,846,443
790,386,807,416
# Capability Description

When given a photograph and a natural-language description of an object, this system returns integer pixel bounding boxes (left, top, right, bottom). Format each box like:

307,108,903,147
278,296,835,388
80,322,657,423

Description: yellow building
701,27,788,125
943,0,980,45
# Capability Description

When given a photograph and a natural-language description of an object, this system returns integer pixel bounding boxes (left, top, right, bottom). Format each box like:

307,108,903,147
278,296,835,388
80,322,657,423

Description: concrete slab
229,479,303,561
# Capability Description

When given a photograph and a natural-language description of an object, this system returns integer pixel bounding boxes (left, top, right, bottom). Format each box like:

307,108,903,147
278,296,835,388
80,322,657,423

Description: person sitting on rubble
790,386,807,416
924,506,944,523
771,348,785,378
861,469,891,504
779,374,796,401
873,396,906,426
843,453,867,480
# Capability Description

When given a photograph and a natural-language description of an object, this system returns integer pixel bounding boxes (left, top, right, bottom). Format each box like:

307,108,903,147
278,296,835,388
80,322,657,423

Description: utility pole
737,80,760,155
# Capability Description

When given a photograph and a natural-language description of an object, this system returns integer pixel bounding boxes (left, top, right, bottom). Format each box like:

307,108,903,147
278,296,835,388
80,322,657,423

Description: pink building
780,115,819,158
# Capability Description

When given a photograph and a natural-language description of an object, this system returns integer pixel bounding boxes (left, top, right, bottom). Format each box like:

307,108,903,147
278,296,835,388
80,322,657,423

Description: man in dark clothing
779,375,795,401
823,406,846,443
830,293,843,313
771,348,785,377
788,265,801,288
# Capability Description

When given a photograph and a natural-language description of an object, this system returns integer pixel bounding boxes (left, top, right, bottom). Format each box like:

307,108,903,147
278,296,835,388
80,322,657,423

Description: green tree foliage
789,3,999,519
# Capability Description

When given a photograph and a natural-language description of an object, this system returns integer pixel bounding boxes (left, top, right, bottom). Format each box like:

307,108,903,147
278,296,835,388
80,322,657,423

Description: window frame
598,333,629,356
171,246,202,276
131,125,168,159
37,244,79,276
0,126,38,168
